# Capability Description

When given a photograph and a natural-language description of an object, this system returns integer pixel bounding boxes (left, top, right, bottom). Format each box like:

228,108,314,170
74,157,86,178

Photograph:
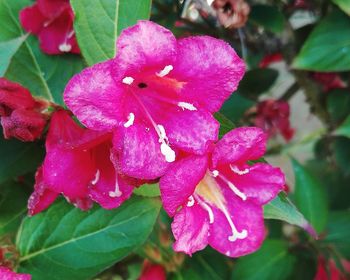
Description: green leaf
17,196,161,280
249,5,285,33
231,239,296,280
0,181,29,236
292,159,328,234
292,10,350,71
327,89,350,123
0,134,44,184
332,0,350,15
0,34,27,76
134,183,160,197
214,112,235,138
71,0,152,65
323,211,350,258
238,69,278,100
334,115,350,138
264,193,316,237
220,93,254,123
332,137,350,175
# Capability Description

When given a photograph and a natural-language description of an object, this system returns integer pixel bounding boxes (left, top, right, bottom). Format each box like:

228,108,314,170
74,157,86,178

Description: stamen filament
194,194,214,223
216,173,247,201
230,165,249,175
91,170,100,185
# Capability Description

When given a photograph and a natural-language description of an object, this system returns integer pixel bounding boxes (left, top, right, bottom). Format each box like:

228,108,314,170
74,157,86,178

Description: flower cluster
20,0,80,55
19,20,285,258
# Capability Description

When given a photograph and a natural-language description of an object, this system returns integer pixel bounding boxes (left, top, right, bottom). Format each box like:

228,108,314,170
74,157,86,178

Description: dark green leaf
71,0,152,65
249,5,285,33
334,115,350,138
231,239,296,280
332,137,350,175
0,135,44,184
332,0,350,15
0,181,29,236
293,10,350,71
214,112,235,138
323,211,350,258
264,193,316,237
292,159,328,234
327,89,350,123
17,196,161,280
220,93,254,123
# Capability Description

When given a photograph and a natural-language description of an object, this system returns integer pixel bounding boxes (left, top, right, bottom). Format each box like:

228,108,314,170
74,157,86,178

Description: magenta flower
159,127,285,257
20,0,80,55
0,78,47,142
64,20,245,180
139,260,166,280
0,266,31,280
28,110,137,216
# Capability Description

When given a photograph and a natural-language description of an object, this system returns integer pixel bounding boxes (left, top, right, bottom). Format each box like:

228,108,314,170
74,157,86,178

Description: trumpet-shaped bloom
28,110,135,215
159,127,285,257
0,78,47,142
64,20,245,179
0,266,31,280
20,0,80,55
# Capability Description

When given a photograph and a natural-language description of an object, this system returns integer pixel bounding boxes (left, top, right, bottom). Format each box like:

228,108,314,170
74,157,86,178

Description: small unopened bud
212,0,250,29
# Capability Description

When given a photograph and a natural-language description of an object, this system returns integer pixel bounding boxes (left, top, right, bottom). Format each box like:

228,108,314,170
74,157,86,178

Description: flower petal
64,60,125,131
208,189,265,258
0,267,31,280
37,0,69,17
113,125,170,180
20,4,46,34
115,20,177,75
160,155,208,216
212,127,267,167
171,203,210,255
165,110,219,155
173,36,245,112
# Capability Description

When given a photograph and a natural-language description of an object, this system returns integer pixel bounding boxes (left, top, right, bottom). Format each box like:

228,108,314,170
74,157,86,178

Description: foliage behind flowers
0,0,349,279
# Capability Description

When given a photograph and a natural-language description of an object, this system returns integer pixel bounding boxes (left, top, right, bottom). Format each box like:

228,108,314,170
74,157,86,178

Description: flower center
193,172,248,242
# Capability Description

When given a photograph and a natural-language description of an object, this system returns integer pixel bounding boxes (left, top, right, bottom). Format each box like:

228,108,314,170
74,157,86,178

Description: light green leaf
0,34,27,76
292,159,328,234
231,239,296,280
293,10,350,71
134,183,160,197
264,193,316,237
332,0,350,15
334,115,350,138
17,197,161,280
0,181,29,236
71,0,152,65
249,5,285,33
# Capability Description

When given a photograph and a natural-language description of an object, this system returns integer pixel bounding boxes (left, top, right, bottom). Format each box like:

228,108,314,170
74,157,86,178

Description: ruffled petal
37,0,69,18
115,20,177,75
208,189,265,258
28,167,59,216
225,163,285,205
173,36,245,112
212,127,267,167
171,203,210,255
160,155,208,216
164,110,219,155
113,125,170,180
20,4,46,34
64,60,126,131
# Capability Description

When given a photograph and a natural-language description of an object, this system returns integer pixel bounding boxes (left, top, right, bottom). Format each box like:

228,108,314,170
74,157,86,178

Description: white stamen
91,170,100,185
217,174,247,201
59,43,72,52
230,165,250,175
178,102,197,111
157,124,168,142
157,65,173,77
124,113,135,128
161,142,176,162
195,194,215,224
122,76,134,85
109,176,122,198
187,195,195,207
212,170,219,177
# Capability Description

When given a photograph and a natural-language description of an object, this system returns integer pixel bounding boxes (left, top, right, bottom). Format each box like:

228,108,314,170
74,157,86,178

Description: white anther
187,195,195,207
212,170,219,177
59,43,72,52
124,113,135,128
161,142,176,162
178,102,197,111
91,170,100,185
230,165,250,175
122,76,134,85
157,124,168,142
157,65,173,77
228,229,248,242
109,176,122,198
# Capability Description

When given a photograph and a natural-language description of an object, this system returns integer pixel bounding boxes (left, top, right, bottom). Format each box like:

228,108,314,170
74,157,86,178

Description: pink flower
64,20,245,180
28,110,137,215
255,99,294,142
139,260,166,280
20,0,80,55
0,78,47,142
0,266,31,280
314,256,350,280
311,72,346,93
159,127,285,257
